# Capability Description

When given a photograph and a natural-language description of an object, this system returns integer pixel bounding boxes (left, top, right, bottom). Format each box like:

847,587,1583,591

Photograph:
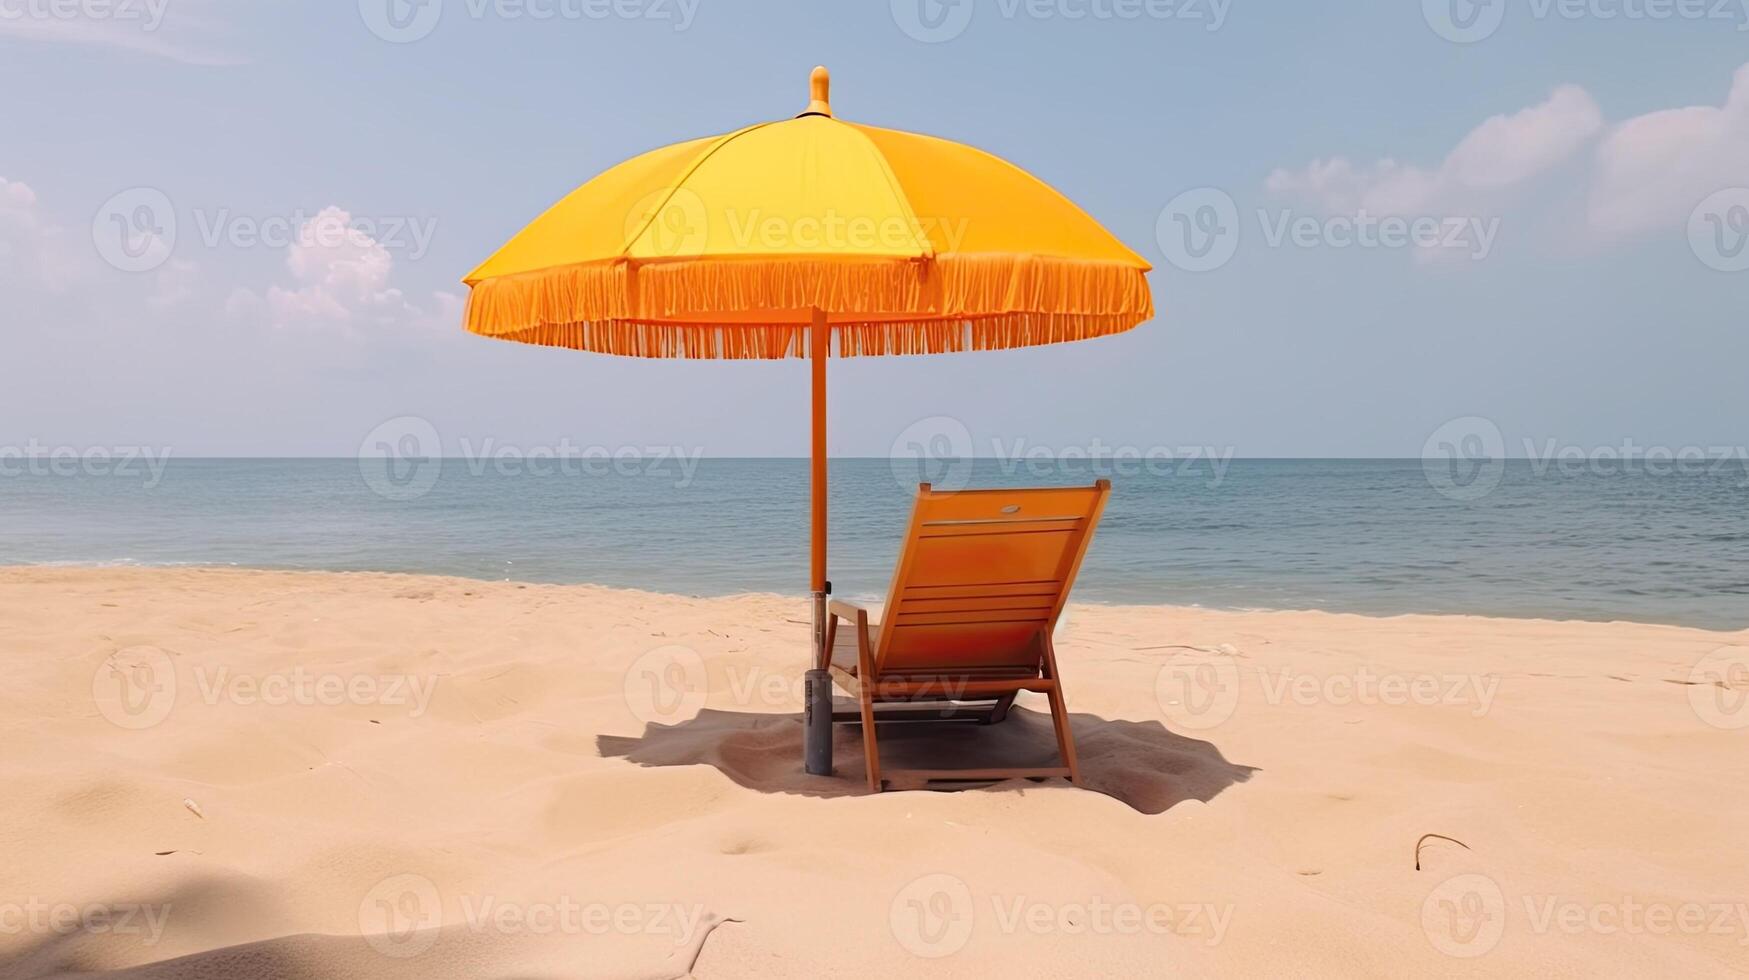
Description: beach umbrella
463,67,1153,775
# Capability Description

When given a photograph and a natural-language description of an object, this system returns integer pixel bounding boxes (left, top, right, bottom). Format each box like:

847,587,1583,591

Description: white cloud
1267,85,1604,216
233,207,459,335
1444,85,1607,190
1,176,37,209
146,258,201,310
1589,64,1749,240
0,175,85,291
6,182,457,340
1269,66,1749,253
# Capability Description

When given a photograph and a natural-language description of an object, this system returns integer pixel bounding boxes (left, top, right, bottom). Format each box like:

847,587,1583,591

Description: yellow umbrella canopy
464,67,1153,357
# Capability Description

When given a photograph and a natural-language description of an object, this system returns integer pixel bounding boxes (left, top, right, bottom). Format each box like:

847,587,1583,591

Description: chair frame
819,480,1110,791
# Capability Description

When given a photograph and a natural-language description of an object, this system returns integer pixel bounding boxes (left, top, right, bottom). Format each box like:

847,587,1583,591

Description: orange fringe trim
464,255,1154,359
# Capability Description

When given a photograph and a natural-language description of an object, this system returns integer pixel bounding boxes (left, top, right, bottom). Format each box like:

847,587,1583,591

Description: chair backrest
872,480,1111,677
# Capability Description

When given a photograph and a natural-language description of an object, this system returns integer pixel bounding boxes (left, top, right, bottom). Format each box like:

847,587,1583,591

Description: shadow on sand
598,704,1256,814
0,875,722,980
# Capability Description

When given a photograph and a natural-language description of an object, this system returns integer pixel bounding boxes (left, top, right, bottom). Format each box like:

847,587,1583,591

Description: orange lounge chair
822,480,1112,791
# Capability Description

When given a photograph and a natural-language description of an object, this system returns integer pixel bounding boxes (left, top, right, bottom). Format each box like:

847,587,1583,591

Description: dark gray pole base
804,667,833,775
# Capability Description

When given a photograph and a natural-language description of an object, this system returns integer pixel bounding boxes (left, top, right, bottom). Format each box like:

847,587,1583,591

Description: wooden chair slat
898,596,1057,613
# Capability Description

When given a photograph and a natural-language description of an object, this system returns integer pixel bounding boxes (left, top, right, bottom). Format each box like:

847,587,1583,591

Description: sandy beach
2,566,1746,977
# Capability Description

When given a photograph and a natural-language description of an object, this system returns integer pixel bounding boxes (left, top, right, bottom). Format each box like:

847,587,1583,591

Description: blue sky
2,1,1745,457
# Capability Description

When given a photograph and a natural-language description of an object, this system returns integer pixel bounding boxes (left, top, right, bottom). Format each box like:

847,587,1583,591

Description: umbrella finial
801,65,832,118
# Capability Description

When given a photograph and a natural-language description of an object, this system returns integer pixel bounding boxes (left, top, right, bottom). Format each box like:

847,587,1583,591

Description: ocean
2,458,1745,630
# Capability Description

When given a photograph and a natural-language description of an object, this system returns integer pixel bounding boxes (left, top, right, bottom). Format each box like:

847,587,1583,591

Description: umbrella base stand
804,668,833,776
805,587,832,776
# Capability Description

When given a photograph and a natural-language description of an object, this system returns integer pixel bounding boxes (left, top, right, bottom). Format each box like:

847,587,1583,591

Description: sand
1,566,1746,978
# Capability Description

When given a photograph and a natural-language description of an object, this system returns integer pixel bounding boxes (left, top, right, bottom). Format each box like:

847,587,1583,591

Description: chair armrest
821,599,873,672
828,599,870,624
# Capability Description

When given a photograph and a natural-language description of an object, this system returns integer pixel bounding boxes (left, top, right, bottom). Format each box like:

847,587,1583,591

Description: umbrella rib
842,123,935,260
616,121,776,260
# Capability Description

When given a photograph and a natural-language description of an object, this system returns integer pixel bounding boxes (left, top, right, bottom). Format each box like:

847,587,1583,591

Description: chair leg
1040,635,1081,785
857,682,882,792
1045,683,1080,784
851,618,884,792
984,693,1017,725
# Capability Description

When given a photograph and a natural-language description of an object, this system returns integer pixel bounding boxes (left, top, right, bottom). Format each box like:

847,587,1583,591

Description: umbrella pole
804,306,833,776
